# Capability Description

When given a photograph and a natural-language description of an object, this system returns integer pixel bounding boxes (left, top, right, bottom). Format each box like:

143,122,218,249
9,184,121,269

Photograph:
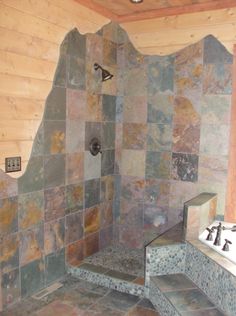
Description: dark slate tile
153,274,197,292
67,28,86,58
67,56,86,89
20,259,45,298
31,123,44,157
116,96,123,122
137,298,156,310
102,122,115,150
0,196,18,238
65,182,84,213
171,152,199,183
99,290,140,311
1,269,20,308
44,154,65,189
166,288,215,313
128,306,161,315
85,122,102,151
101,150,115,176
18,156,44,193
145,151,171,179
45,248,65,285
102,94,116,121
85,178,100,208
44,87,66,120
65,211,83,244
87,303,124,316
203,35,233,64
53,53,67,87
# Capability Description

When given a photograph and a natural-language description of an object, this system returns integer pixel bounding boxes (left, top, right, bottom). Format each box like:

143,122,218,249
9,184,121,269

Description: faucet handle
222,239,232,251
206,227,215,241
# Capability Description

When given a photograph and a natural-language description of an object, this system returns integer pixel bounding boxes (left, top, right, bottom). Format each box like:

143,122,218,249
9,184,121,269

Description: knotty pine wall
1,1,236,177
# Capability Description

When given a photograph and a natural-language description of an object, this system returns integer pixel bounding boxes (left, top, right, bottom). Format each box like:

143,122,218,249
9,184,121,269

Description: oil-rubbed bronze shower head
94,63,113,82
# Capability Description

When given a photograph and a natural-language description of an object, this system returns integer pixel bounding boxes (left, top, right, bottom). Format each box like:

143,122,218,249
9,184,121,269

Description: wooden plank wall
0,0,109,177
121,7,236,55
1,1,236,178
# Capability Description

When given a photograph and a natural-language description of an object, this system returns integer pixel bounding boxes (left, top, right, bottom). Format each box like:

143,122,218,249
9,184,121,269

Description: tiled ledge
188,239,236,277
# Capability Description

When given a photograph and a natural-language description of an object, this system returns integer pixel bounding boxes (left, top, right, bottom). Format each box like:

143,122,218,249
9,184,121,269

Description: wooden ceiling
75,0,236,22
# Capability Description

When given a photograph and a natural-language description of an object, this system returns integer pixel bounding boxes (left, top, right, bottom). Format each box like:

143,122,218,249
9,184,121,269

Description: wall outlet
5,157,21,173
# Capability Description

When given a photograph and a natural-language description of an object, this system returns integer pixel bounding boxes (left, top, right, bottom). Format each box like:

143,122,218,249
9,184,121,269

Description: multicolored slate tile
123,96,147,123
45,248,65,285
44,218,65,255
123,123,147,150
84,232,99,257
44,186,65,222
66,152,84,185
0,197,18,238
171,153,199,182
67,89,86,121
18,191,44,230
84,205,100,235
1,233,19,273
65,211,83,245
66,182,84,213
66,239,84,266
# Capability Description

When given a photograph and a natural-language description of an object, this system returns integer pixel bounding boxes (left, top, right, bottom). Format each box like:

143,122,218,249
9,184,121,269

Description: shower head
94,63,113,82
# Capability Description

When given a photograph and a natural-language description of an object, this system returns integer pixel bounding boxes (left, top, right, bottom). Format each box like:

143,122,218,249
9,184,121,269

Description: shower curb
68,265,145,297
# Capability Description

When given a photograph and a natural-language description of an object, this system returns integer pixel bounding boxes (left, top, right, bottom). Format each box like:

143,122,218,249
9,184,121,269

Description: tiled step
149,273,227,316
68,263,145,297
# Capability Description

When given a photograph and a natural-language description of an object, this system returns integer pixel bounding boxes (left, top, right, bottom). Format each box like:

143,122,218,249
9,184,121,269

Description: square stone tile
66,239,84,266
1,269,20,308
66,182,84,214
147,124,172,151
44,121,65,155
101,175,114,202
101,122,115,150
18,156,44,193
121,176,145,202
103,38,117,66
1,233,19,273
18,191,44,230
65,211,83,245
67,56,85,89
66,120,85,153
84,205,100,235
0,197,18,238
44,186,65,222
102,94,116,121
84,232,99,257
101,150,115,176
84,150,101,181
67,29,86,58
203,35,233,64
66,152,84,185
121,150,145,177
124,67,147,96
171,153,199,183
45,248,65,285
44,87,66,120
146,151,171,179
85,94,102,121
44,218,65,255
85,178,100,208
153,274,196,292
173,124,200,154
166,288,215,313
85,122,102,151
201,95,231,125
143,204,167,231
147,55,174,95
44,155,65,189
101,201,113,228
19,224,44,266
127,306,160,316
123,96,147,123
67,89,86,121
20,259,45,298
173,96,200,126
99,290,140,312
147,93,173,124
123,123,147,150
99,225,113,249
0,170,17,199
145,179,170,207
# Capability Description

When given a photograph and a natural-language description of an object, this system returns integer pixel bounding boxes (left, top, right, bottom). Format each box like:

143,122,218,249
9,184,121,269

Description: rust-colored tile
0,197,18,238
85,205,100,235
66,239,84,266
84,232,99,257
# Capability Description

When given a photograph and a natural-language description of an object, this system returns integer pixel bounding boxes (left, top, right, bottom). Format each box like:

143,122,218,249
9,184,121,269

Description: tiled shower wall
0,22,233,307
0,23,121,308
115,30,233,248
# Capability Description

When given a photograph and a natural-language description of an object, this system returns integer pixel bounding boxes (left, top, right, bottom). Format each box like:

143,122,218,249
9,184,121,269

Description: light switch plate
5,157,21,173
